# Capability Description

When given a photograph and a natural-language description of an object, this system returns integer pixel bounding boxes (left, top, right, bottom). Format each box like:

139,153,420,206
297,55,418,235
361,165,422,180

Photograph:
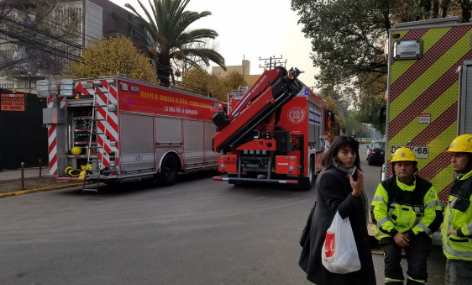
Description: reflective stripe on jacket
371,175,442,241
442,170,472,261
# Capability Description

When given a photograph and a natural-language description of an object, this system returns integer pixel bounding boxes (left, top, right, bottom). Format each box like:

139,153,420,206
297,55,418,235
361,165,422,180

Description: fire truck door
120,113,155,172
183,120,204,167
155,116,183,164
458,61,472,134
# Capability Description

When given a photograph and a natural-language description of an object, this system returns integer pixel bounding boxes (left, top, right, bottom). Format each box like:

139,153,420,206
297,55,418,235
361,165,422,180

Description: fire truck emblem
288,107,305,124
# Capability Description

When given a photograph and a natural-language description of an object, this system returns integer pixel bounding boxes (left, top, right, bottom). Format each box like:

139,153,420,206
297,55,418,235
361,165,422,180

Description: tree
0,0,82,76
70,35,157,83
291,0,463,89
356,73,387,134
122,0,226,87
179,67,247,102
319,94,345,127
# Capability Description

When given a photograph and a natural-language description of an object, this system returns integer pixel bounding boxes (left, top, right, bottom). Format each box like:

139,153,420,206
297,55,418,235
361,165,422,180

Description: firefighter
443,134,472,285
371,147,442,285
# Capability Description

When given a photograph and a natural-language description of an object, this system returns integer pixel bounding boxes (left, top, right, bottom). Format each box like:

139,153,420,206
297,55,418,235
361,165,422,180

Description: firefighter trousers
379,235,432,285
445,259,472,285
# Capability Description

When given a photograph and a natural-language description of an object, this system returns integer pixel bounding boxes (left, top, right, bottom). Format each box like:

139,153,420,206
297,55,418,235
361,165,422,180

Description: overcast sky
110,0,319,88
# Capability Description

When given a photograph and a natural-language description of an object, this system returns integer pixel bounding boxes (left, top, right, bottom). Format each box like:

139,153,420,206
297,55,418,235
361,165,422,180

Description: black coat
299,167,376,285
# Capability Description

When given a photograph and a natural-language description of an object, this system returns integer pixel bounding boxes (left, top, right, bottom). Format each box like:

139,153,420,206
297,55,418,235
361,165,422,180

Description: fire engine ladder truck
214,68,302,152
82,82,111,192
212,67,303,184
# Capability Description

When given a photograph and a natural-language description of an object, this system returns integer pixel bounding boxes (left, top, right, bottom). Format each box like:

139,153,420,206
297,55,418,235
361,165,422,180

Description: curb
0,183,84,198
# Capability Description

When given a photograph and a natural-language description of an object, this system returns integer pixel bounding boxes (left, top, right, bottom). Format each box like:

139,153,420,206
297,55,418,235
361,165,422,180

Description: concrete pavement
0,167,46,181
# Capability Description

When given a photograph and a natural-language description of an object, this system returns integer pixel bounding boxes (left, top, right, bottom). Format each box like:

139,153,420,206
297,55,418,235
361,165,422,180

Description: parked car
366,141,386,165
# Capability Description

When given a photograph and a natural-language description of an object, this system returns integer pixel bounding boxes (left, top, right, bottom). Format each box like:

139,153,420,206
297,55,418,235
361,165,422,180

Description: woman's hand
349,170,363,197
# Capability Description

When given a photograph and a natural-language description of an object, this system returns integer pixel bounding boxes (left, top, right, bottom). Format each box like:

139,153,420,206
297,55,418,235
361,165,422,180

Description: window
373,142,386,149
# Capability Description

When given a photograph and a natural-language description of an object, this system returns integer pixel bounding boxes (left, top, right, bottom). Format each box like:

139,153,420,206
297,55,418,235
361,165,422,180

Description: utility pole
258,55,287,70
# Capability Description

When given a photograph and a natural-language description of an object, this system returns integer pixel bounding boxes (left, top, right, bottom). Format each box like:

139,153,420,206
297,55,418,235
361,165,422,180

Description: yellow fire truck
383,17,472,205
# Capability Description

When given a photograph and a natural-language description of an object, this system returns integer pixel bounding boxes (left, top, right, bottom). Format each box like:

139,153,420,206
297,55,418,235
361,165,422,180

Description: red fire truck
212,67,327,189
36,75,225,191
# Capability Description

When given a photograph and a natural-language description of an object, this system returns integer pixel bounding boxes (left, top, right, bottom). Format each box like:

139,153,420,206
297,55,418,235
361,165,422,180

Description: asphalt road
0,146,447,285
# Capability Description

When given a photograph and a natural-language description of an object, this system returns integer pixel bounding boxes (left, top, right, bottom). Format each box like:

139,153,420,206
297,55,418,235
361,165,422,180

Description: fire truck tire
300,157,315,190
159,154,179,186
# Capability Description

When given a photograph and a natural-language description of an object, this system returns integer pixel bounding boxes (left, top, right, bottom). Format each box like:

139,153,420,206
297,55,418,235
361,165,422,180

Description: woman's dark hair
322,135,362,170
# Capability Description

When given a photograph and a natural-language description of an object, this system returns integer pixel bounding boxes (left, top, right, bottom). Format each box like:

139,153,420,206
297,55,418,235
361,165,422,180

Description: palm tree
124,0,226,87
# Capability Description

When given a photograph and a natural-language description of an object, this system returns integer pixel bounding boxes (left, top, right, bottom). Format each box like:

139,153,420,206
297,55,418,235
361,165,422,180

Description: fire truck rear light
220,164,225,168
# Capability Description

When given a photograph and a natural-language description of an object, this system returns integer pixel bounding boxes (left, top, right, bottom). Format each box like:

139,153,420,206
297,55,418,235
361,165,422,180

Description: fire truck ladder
82,82,110,192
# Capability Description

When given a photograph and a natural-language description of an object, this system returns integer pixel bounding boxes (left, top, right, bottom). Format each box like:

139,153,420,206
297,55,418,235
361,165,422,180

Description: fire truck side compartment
120,113,155,172
204,121,218,164
183,119,205,165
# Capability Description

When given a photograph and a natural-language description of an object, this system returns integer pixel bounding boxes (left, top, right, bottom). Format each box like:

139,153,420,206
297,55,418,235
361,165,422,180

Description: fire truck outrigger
37,75,225,191
212,67,327,189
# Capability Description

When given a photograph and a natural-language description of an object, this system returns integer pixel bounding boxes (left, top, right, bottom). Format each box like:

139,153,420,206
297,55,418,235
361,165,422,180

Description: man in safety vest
371,147,442,285
443,134,472,285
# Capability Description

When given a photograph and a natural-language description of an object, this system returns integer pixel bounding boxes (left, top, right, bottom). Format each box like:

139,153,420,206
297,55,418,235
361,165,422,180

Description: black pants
379,235,432,285
445,259,472,285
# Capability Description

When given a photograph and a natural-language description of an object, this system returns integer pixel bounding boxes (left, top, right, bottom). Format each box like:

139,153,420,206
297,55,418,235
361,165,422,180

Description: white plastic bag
321,212,361,274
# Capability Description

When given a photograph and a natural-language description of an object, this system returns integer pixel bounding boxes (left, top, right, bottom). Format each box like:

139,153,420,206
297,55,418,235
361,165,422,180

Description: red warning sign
1,94,25,111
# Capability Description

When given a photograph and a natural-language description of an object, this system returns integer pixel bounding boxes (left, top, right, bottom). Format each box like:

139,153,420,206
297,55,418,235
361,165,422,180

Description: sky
110,0,319,88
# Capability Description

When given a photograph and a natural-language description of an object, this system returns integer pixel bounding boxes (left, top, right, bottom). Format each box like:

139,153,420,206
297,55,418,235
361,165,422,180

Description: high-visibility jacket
371,175,442,240
442,169,472,261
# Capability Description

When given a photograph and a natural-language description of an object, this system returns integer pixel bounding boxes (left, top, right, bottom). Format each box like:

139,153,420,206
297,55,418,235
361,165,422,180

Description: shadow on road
56,170,220,197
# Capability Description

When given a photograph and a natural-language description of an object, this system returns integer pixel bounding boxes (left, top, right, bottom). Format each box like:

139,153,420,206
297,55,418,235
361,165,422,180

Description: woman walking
299,135,376,285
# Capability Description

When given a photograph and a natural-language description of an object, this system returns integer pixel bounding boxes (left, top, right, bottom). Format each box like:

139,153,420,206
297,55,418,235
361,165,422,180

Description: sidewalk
0,167,84,198
0,167,45,181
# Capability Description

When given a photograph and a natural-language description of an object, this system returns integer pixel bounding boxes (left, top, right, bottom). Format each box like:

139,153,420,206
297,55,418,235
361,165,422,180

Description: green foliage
344,110,366,137
70,36,158,83
355,73,387,134
291,0,465,136
179,67,247,102
122,0,226,87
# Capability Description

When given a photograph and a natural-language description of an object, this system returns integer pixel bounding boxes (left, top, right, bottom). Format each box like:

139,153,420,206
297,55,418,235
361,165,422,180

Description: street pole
259,55,287,70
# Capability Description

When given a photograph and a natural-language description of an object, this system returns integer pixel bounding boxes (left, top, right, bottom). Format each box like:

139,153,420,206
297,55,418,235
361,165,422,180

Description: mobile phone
347,166,358,181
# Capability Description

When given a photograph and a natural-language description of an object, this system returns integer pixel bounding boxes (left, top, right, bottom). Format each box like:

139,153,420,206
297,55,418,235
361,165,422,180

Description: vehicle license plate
390,145,429,159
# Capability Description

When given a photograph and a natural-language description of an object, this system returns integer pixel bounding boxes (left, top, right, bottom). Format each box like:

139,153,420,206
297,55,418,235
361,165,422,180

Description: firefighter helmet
447,134,472,153
71,147,82,155
391,147,418,163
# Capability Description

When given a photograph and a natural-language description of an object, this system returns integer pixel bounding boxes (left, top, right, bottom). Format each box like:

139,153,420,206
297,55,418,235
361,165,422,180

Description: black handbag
299,202,316,247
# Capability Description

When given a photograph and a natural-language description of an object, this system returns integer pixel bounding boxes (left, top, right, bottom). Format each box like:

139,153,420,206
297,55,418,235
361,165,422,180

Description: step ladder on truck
376,17,472,244
37,75,226,192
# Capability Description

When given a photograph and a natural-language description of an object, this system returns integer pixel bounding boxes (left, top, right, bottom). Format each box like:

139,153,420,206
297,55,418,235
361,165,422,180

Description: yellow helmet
447,134,472,153
391,147,418,162
71,147,82,155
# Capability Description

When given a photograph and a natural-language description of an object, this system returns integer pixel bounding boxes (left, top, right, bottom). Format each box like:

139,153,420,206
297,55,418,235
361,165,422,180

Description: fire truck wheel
300,157,315,190
159,154,179,186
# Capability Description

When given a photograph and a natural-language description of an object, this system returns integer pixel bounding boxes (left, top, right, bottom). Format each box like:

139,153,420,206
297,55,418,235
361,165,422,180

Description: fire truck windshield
229,91,244,98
